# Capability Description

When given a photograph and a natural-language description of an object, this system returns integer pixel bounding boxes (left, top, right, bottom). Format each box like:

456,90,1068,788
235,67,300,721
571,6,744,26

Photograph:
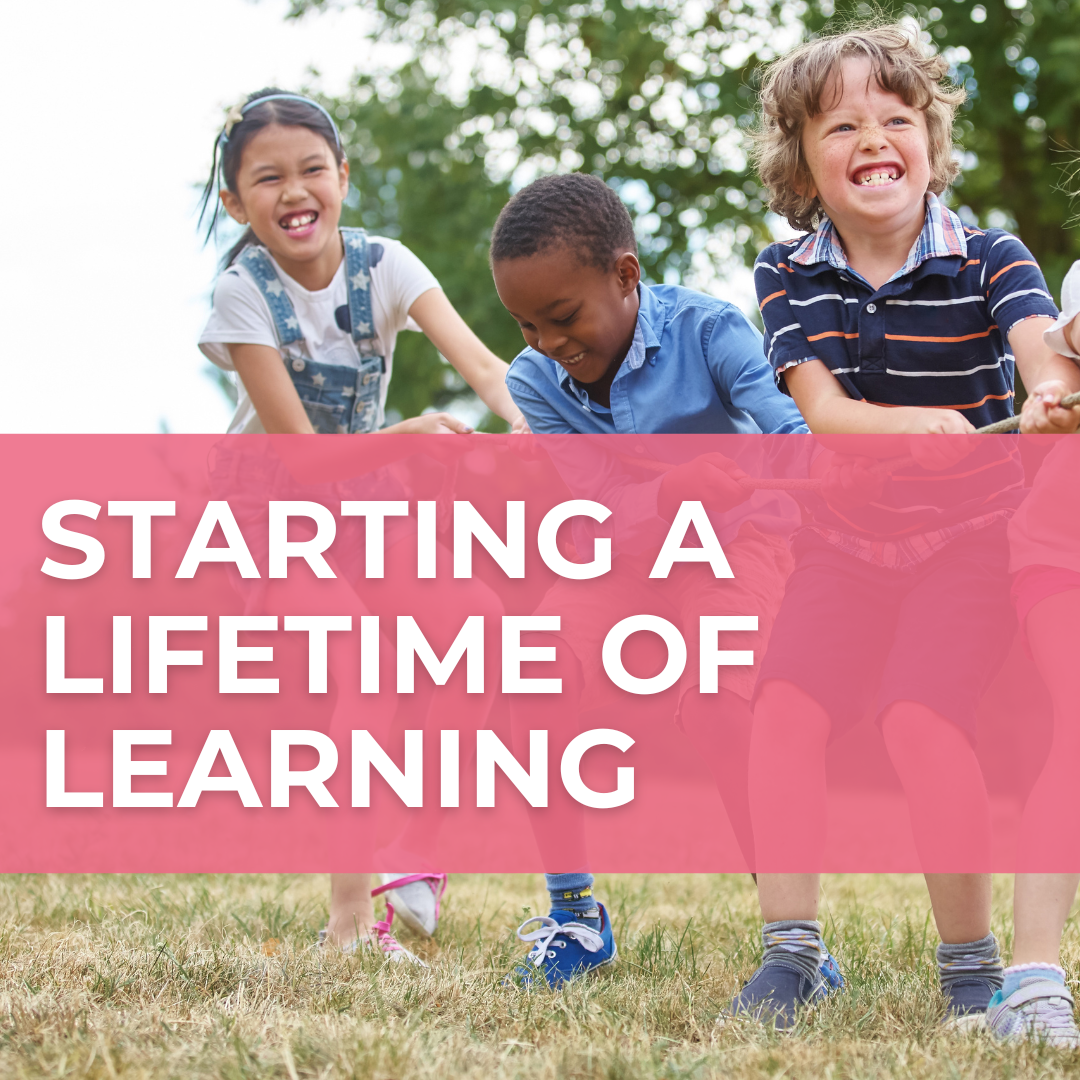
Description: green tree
289,0,1080,421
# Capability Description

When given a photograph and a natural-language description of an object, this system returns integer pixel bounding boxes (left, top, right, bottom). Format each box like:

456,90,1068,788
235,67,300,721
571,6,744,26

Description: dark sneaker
726,959,829,1031
942,975,1000,1030
507,904,617,989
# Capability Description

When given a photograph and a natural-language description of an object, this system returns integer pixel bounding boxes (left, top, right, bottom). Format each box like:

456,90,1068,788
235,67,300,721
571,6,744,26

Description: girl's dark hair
490,173,637,269
198,87,345,267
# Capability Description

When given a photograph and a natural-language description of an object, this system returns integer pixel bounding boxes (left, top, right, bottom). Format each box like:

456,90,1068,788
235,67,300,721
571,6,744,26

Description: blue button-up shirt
505,283,809,435
504,283,809,550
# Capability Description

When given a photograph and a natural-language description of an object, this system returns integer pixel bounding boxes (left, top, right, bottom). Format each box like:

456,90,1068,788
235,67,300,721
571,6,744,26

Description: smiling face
493,246,641,386
800,56,933,240
220,123,348,286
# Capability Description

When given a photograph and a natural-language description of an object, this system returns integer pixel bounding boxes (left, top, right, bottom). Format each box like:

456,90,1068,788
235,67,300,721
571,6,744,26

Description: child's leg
879,702,992,887
258,571,403,950
728,536,881,1027
1013,874,1080,965
871,526,1017,1020
509,642,592,889
356,535,503,938
676,523,795,869
1014,587,1080,962
756,873,822,923
726,680,833,1026
326,873,376,944
919,873,991,944
507,644,617,985
365,535,504,867
748,679,831,874
880,701,1000,1018
678,687,757,868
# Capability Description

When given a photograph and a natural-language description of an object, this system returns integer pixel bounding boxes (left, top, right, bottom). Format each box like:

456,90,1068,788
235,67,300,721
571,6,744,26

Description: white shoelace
516,915,605,968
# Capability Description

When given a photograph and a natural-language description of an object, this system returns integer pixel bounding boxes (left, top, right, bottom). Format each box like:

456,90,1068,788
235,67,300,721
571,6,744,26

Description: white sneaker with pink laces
318,916,427,966
374,872,447,938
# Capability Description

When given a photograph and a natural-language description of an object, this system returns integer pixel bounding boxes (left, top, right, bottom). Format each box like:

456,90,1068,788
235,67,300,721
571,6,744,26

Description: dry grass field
1,873,1079,1078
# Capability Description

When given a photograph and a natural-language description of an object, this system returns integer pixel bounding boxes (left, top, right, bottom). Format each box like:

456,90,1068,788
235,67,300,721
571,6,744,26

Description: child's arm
785,360,979,471
504,372,577,435
229,343,472,436
408,289,529,432
229,344,317,434
1011,317,1080,434
754,252,971,458
784,359,974,438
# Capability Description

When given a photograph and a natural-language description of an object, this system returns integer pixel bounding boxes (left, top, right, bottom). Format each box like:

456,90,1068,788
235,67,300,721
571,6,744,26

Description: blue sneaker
508,904,617,988
726,951,843,1031
819,949,845,992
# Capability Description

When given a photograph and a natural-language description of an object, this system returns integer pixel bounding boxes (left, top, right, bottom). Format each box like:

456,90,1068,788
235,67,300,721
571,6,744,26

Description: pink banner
3,433,1076,872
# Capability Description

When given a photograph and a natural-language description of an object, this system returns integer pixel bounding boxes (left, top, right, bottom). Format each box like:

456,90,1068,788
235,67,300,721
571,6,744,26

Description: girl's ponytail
198,87,345,267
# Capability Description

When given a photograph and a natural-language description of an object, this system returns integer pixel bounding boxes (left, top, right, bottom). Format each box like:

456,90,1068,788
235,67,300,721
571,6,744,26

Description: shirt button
291,358,306,371
865,303,877,314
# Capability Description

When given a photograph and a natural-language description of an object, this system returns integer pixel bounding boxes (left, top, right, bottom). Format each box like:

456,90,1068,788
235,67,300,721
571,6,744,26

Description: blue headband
220,93,342,148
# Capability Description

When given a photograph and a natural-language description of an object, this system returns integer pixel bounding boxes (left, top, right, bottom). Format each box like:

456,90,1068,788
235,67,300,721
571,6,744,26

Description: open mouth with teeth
554,350,587,366
852,163,903,188
280,210,319,235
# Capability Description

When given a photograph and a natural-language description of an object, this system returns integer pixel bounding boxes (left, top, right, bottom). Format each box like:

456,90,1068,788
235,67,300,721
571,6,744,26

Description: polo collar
789,193,968,282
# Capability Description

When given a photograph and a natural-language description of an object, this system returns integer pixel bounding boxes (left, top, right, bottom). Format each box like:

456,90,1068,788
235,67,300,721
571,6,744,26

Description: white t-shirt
199,236,440,433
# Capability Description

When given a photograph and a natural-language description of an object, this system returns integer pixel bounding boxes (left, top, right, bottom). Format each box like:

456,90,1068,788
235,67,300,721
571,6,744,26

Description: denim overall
237,228,385,434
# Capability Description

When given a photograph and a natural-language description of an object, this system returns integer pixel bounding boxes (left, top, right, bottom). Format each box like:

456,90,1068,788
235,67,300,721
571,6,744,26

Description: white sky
1,0,766,434
1,0,378,433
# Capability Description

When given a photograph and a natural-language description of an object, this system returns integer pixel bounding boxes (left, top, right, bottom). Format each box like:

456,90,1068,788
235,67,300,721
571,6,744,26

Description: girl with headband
197,88,520,962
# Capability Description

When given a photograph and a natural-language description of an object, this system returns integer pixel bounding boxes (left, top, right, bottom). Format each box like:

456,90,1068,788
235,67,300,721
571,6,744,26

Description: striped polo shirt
754,194,1059,429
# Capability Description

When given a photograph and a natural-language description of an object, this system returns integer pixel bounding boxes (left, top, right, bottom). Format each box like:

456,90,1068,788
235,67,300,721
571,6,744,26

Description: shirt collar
556,285,664,398
789,193,967,280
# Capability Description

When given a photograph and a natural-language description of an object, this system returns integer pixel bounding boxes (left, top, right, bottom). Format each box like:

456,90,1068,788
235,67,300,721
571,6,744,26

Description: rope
618,391,1080,492
973,390,1080,434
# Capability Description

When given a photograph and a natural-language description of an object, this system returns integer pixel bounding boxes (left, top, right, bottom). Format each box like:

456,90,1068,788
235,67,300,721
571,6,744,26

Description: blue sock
545,872,600,928
1002,962,1065,999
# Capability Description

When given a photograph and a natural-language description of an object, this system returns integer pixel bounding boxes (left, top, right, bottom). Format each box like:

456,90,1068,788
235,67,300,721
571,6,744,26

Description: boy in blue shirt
489,172,822,988
496,176,807,438
739,24,1080,1031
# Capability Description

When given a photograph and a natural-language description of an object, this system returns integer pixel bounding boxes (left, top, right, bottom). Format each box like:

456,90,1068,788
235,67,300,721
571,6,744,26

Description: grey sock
936,933,1003,992
762,919,824,985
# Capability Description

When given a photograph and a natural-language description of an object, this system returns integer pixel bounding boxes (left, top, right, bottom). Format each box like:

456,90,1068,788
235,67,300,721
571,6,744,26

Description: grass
0,873,1078,1077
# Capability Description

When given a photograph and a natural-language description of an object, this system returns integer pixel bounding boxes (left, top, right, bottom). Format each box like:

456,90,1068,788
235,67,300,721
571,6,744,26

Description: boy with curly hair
735,23,1080,1030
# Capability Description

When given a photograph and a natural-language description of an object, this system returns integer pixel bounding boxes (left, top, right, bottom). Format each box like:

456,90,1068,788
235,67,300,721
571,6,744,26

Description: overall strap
341,228,377,347
236,246,304,348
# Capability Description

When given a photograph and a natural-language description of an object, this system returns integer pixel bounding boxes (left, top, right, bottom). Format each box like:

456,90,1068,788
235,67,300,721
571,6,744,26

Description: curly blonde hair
753,24,966,233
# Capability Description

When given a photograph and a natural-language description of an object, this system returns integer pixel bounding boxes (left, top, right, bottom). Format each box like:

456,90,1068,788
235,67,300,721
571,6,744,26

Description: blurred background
4,0,1078,433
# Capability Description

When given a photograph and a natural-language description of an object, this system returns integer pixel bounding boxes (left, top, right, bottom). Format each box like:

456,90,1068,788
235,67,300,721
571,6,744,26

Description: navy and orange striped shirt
754,194,1059,429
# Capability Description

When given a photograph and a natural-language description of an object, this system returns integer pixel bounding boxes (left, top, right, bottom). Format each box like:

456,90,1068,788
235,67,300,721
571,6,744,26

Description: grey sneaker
986,978,1080,1048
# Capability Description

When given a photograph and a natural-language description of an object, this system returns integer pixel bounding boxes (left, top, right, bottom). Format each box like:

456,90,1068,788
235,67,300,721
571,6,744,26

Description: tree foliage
288,0,1080,422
